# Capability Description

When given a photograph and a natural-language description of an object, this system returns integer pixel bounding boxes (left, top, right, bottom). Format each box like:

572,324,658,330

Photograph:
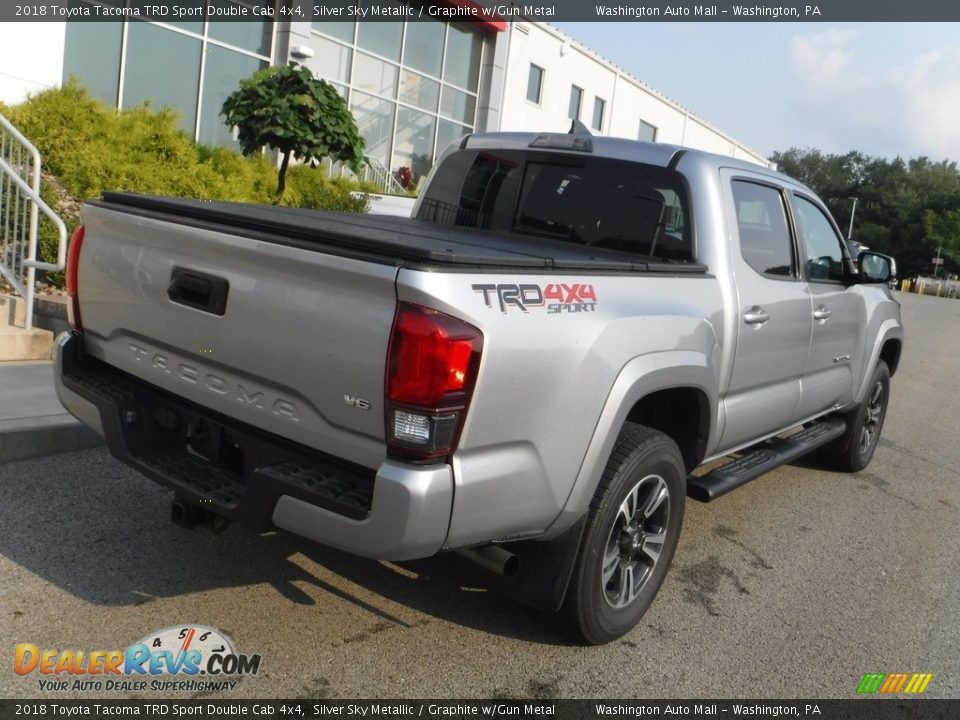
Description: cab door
791,193,865,417
718,175,813,452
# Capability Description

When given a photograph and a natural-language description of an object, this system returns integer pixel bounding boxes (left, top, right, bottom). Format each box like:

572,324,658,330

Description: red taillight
66,225,85,329
385,302,483,460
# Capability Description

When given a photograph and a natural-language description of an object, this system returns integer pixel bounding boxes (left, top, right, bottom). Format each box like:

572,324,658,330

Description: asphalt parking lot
1,291,958,699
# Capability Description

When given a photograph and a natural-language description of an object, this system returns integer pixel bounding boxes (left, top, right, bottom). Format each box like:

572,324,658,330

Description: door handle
168,267,230,316
744,306,770,326
813,305,832,321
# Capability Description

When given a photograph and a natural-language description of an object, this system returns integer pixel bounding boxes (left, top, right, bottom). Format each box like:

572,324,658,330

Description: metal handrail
324,154,410,196
0,112,66,329
359,155,407,195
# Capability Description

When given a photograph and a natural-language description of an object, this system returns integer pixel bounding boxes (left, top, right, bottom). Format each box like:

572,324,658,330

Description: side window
731,180,795,278
793,195,847,282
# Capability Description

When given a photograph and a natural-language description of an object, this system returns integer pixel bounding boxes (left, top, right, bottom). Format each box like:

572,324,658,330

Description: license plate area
186,417,246,479
61,346,376,523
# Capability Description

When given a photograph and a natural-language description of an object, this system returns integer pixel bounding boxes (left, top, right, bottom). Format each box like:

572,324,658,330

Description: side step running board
687,417,847,502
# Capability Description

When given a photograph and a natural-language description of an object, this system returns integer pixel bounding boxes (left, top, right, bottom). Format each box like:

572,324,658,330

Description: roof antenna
569,120,592,136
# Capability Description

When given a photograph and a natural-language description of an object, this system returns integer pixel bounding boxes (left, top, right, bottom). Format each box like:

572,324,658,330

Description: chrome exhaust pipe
456,545,520,578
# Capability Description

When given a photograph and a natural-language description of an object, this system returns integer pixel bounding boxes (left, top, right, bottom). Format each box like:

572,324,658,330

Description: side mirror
858,251,896,284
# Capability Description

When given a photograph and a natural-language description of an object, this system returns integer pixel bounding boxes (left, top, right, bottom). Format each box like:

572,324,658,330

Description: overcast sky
553,22,960,164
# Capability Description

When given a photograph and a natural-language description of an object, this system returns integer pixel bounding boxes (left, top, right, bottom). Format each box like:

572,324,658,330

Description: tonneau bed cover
96,192,708,274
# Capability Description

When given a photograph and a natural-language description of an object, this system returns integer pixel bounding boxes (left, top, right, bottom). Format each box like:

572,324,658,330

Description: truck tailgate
76,202,398,469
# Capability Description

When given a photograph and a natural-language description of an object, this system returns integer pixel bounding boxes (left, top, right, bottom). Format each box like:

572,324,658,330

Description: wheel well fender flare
855,320,903,405
544,351,718,538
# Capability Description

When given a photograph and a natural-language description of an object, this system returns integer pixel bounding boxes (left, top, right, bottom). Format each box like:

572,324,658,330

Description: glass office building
308,19,484,184
59,2,490,185
27,5,771,194
62,1,274,148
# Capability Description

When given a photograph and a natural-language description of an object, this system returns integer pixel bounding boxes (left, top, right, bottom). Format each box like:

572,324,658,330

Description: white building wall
0,18,769,169
606,79,689,144
0,23,66,105
496,23,770,168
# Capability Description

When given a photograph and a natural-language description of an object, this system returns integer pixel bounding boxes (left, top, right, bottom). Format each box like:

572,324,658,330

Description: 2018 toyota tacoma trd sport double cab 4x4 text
56,125,903,644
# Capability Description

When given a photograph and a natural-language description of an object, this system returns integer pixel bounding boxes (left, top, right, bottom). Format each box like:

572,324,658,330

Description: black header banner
2,0,960,23
1,700,959,720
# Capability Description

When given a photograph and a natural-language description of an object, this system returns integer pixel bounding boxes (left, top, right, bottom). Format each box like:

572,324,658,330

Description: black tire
818,360,890,472
559,424,685,645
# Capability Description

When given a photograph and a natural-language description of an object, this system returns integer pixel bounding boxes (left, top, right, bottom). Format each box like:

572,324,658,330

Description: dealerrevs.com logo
14,625,261,693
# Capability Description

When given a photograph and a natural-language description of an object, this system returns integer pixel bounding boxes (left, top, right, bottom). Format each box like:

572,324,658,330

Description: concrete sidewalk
0,361,102,463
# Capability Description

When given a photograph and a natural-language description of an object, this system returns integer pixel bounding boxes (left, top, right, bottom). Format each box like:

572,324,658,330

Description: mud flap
483,515,587,612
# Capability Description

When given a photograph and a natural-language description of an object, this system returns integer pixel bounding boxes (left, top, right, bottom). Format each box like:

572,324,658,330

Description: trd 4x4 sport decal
472,283,597,314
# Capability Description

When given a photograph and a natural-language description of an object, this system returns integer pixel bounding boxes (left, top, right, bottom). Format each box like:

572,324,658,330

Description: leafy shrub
222,62,365,204
2,81,373,287
284,167,371,214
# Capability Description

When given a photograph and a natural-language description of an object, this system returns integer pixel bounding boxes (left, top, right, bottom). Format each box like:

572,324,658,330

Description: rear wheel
819,360,890,472
560,424,685,645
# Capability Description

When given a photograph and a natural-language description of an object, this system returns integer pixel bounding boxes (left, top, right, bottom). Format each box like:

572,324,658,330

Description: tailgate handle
168,268,229,316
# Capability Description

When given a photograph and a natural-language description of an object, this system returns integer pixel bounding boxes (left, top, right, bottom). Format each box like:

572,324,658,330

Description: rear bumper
54,332,453,560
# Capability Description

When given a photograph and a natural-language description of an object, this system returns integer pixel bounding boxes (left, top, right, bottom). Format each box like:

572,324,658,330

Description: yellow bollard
901,279,912,292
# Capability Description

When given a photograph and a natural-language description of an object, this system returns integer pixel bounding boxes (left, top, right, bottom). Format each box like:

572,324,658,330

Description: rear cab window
417,149,694,263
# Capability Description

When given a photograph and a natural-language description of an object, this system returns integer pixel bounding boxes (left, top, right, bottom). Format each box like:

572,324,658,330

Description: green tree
221,62,365,205
771,147,960,277
925,209,960,259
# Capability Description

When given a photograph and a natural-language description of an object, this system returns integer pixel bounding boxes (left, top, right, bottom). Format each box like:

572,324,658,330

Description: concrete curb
0,360,104,463
0,415,103,464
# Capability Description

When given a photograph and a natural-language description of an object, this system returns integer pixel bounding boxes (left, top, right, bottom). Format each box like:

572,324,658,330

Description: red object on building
432,0,507,32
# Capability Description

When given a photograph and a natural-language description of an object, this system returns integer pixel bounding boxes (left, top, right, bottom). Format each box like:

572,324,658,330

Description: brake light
385,302,483,460
66,225,85,330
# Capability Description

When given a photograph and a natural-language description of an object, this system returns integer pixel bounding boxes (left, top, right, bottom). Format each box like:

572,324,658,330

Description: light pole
847,197,858,240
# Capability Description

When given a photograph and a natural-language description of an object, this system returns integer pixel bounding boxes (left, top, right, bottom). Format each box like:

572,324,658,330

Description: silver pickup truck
56,127,903,644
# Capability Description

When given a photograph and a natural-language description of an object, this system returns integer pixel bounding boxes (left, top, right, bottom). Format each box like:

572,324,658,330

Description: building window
402,19,444,77
526,64,544,104
62,7,273,146
309,17,485,188
199,45,267,147
592,97,606,131
351,91,395,167
356,21,402,62
312,20,354,43
62,10,122,106
569,85,583,121
354,51,399,98
306,36,352,85
394,107,437,184
399,70,439,112
122,22,203,134
638,119,658,142
440,85,476,125
208,1,273,56
443,24,482,90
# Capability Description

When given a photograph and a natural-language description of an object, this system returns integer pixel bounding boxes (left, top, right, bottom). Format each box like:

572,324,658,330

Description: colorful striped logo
857,672,933,694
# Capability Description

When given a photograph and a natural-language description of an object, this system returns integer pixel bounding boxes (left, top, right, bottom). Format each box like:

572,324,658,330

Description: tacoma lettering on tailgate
128,342,300,422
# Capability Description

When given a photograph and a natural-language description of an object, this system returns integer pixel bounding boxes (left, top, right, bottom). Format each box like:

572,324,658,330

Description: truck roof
462,131,805,191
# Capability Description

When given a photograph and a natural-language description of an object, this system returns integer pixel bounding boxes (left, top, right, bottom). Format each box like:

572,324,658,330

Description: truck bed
95,193,708,274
